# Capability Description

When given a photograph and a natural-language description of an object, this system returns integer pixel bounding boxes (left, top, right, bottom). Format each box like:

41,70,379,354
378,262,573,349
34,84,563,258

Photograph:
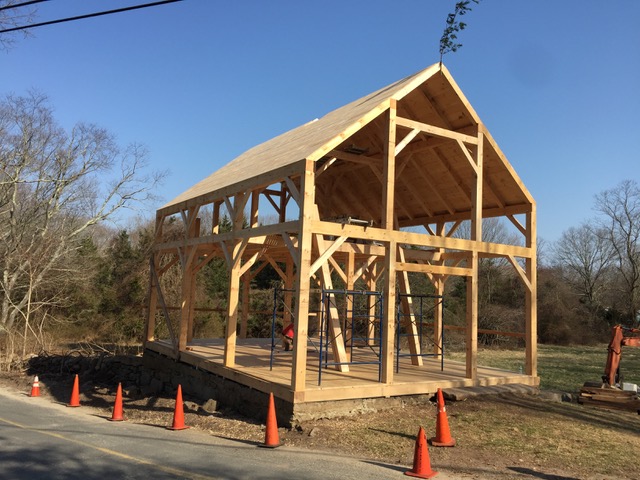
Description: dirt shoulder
2,362,638,480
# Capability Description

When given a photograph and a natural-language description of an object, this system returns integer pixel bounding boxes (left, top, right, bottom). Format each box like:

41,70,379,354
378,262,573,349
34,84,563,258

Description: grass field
449,343,640,391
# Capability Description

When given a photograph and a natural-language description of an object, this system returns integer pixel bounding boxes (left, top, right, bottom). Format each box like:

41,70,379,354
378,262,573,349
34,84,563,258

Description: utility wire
0,0,183,34
0,0,50,13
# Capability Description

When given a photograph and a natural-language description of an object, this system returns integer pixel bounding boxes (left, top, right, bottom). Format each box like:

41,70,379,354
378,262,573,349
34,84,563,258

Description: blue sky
2,0,639,245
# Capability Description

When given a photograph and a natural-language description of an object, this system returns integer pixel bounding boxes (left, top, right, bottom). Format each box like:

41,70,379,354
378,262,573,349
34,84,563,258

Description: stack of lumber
579,384,640,413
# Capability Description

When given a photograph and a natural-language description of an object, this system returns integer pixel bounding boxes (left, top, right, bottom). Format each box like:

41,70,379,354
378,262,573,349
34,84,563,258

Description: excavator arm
603,324,640,387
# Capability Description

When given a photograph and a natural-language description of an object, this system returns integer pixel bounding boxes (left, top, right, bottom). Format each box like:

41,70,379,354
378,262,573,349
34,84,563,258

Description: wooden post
382,99,397,229
145,213,163,345
382,240,397,383
345,251,355,360
466,128,484,381
179,208,198,353
366,262,378,346
397,248,422,366
279,181,287,223
224,193,247,368
145,254,158,345
434,277,444,358
250,189,260,228
433,222,445,358
291,161,314,394
283,256,294,327
186,217,200,342
525,206,538,377
239,275,250,339
212,201,221,234
466,252,478,380
381,100,397,384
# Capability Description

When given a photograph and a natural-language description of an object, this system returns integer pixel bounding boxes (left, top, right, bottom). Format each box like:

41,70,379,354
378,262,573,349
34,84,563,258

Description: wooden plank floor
147,338,538,403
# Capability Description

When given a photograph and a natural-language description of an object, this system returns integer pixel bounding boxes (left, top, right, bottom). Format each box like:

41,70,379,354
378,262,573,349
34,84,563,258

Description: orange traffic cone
108,383,125,422
429,388,456,447
258,392,280,448
68,374,81,407
167,384,189,430
29,375,40,397
405,426,438,478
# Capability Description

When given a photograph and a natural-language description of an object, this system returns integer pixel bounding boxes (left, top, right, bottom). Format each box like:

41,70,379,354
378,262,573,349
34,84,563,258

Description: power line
0,1,50,14
0,0,51,14
0,0,183,34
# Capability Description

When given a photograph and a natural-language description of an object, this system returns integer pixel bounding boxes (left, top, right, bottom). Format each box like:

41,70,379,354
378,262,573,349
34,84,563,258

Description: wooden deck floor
146,338,538,404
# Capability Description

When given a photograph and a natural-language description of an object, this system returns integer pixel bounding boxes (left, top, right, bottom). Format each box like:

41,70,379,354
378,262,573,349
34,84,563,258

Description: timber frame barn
145,63,538,410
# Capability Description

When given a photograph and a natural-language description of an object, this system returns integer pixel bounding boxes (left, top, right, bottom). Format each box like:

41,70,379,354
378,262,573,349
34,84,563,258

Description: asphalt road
0,387,435,480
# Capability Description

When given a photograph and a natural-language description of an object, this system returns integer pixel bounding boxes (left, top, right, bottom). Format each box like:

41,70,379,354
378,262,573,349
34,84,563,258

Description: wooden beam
264,254,287,281
328,149,382,167
313,234,350,372
397,248,423,366
239,275,250,339
291,159,315,392
327,255,347,284
382,240,397,383
149,258,177,352
212,200,221,234
345,251,356,358
466,127,484,381
433,222,446,358
315,157,337,179
506,255,532,292
396,116,478,145
309,235,348,277
396,262,473,277
264,189,282,214
382,100,397,229
281,233,298,269
239,249,262,277
508,214,526,236
154,220,300,253
284,176,300,207
179,209,199,352
283,256,294,329
456,139,478,174
354,255,378,282
186,218,200,343
224,192,248,368
395,128,421,156
366,262,378,346
145,255,159,345
250,190,260,228
525,206,538,378
307,219,534,259
446,220,462,237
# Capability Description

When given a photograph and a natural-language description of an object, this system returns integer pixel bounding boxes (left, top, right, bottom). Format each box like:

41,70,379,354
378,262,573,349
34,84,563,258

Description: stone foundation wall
142,349,294,425
27,349,438,427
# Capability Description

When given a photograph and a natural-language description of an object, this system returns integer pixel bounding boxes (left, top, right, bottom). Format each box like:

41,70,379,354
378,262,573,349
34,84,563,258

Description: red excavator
579,324,640,413
603,324,640,387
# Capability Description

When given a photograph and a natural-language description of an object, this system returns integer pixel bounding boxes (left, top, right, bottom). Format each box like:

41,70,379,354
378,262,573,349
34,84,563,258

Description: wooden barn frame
144,63,538,407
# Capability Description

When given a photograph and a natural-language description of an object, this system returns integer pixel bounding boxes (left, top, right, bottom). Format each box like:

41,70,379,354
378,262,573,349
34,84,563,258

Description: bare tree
0,1,37,51
595,180,640,325
552,222,613,308
0,92,164,351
